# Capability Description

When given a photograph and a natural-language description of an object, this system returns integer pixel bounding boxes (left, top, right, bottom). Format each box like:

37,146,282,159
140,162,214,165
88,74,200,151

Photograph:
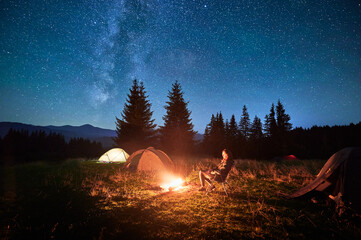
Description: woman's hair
222,148,233,160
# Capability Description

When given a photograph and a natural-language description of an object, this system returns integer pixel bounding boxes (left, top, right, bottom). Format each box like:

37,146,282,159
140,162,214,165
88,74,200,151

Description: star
0,0,360,131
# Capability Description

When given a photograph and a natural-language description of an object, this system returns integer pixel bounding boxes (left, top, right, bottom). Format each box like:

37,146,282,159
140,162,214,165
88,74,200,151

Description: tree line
1,79,359,163
114,79,361,160
201,104,361,159
0,129,104,164
202,101,292,158
289,123,361,159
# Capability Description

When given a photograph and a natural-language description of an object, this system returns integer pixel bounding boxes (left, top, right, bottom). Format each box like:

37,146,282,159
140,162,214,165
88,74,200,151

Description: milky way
1,0,361,132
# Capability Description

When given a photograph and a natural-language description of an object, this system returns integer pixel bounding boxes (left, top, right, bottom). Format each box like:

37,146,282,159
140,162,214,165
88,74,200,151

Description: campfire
160,178,185,192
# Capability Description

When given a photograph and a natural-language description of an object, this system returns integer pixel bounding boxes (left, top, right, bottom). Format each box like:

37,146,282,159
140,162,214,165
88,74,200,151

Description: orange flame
160,178,184,192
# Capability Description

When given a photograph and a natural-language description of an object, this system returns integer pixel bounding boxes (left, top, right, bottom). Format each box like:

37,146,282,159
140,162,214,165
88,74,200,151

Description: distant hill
194,133,204,142
0,122,116,149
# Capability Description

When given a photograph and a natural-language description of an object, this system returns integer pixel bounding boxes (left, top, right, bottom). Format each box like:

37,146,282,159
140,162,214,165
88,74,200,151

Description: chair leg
225,181,232,192
222,182,228,196
206,181,214,195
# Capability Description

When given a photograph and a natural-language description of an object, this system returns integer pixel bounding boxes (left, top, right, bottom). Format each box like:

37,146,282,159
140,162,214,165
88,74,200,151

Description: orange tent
124,147,174,172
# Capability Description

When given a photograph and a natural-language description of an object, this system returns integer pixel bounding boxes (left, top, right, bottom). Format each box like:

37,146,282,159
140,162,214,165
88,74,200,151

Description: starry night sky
1,0,361,133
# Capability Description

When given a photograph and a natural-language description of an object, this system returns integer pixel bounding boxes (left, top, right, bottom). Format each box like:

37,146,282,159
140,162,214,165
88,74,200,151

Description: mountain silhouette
0,122,204,149
0,122,116,148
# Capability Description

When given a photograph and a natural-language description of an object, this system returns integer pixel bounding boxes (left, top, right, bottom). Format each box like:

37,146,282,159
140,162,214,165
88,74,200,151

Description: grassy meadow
1,158,361,239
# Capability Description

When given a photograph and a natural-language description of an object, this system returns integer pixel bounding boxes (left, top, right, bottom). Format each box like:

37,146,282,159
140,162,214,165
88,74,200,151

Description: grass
1,158,360,239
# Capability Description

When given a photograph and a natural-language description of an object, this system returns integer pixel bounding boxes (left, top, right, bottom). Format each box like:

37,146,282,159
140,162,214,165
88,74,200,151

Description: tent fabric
124,147,174,172
284,155,297,160
98,148,129,163
342,148,361,212
288,147,361,213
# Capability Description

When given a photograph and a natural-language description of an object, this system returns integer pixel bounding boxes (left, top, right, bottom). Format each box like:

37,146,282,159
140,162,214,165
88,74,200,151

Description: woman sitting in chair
198,149,234,191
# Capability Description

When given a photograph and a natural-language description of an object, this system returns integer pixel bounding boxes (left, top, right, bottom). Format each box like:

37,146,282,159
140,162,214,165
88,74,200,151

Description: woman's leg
199,170,213,187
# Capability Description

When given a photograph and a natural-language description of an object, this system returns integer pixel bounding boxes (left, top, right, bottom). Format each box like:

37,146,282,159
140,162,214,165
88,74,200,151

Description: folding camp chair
206,172,232,196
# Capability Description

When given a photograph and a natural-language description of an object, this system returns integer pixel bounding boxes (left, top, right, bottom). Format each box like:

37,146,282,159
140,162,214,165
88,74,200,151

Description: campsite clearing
1,158,360,239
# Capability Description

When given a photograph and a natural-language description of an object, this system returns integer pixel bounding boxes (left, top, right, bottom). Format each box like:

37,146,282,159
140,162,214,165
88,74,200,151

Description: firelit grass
0,158,360,239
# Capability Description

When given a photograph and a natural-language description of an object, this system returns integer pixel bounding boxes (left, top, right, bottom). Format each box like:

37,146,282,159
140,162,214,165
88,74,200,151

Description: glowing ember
161,178,184,192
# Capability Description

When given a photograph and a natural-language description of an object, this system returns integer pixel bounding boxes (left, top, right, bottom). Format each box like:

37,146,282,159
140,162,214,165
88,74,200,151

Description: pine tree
203,112,226,156
224,118,231,148
225,119,230,142
249,115,264,159
250,115,263,139
203,114,215,143
264,103,277,138
227,114,239,156
160,81,196,155
276,99,292,133
274,100,292,155
228,115,239,140
215,112,226,145
239,105,250,139
203,114,215,154
138,81,157,140
114,79,156,152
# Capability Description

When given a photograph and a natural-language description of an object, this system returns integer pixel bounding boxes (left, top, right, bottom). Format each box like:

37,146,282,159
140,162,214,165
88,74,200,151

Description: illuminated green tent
98,148,129,163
